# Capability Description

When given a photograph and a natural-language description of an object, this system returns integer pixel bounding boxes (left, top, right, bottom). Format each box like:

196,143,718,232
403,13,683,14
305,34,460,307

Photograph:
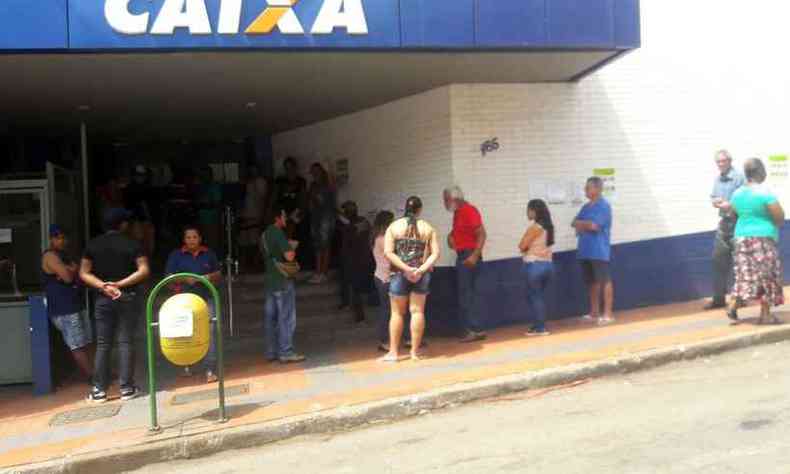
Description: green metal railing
145,273,227,432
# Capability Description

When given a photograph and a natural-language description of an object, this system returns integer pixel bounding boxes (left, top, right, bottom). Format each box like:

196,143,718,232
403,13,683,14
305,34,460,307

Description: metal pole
145,282,161,433
225,206,235,336
80,122,90,245
208,275,228,423
80,122,92,325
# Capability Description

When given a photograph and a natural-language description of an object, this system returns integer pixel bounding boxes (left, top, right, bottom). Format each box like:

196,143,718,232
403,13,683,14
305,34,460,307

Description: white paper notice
160,308,194,338
0,229,11,244
547,181,568,205
528,180,548,202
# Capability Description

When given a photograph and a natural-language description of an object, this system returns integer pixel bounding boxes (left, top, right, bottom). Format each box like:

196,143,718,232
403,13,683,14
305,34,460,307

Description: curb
7,325,790,474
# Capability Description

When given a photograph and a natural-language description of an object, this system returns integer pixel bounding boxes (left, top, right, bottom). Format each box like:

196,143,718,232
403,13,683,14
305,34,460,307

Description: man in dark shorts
80,209,150,403
42,225,93,379
572,177,614,325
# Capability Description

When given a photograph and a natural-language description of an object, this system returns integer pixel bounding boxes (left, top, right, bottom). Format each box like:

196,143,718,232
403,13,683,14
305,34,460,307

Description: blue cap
103,208,132,230
49,224,64,238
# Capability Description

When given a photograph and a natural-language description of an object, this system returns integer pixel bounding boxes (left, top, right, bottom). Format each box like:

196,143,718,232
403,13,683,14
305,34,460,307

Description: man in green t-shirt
262,206,305,363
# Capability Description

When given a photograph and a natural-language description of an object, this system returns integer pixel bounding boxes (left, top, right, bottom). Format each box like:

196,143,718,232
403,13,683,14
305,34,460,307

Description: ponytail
404,196,423,240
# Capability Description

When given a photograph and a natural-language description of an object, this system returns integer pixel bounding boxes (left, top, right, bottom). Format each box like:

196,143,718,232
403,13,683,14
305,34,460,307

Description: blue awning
1,0,639,53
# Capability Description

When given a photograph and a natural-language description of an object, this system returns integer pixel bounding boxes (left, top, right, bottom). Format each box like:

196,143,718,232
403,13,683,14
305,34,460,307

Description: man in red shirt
444,186,488,342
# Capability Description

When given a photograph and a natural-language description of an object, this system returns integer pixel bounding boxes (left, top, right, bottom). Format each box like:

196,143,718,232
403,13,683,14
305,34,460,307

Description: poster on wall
768,155,788,182
593,168,616,203
335,159,350,187
0,229,11,244
528,179,587,205
569,180,586,205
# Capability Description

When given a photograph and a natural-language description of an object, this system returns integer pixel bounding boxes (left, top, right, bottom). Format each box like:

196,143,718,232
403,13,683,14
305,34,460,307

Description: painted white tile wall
272,86,458,265
273,0,790,265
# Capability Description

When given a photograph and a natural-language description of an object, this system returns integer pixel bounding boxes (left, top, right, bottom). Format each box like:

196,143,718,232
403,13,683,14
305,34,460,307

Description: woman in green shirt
727,158,785,325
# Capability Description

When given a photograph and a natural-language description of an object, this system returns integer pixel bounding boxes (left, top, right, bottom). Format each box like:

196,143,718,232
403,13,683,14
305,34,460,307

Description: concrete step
233,284,340,303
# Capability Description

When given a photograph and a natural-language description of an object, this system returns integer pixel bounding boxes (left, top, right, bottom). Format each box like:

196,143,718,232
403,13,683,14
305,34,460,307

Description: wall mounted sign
335,158,349,187
3,0,641,52
768,155,788,182
104,0,368,36
593,168,616,202
69,0,399,49
480,137,499,156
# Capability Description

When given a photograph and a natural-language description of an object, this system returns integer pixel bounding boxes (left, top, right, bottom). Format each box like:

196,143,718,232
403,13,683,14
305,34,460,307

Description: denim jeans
523,262,554,332
712,223,735,305
93,294,139,391
374,277,391,343
456,250,483,333
264,281,297,359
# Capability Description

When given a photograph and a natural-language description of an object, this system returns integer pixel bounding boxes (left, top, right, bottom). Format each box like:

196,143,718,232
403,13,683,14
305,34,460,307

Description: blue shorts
389,272,431,297
580,259,611,284
50,311,92,350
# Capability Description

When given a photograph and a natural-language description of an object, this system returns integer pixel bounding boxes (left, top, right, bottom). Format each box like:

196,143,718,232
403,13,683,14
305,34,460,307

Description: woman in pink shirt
372,211,395,351
518,199,555,336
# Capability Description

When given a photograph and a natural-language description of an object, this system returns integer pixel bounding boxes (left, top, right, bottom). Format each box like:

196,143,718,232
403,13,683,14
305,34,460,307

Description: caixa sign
105,0,368,36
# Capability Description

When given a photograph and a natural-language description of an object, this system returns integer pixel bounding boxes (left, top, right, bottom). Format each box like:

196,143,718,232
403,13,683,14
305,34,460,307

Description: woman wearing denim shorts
379,197,440,362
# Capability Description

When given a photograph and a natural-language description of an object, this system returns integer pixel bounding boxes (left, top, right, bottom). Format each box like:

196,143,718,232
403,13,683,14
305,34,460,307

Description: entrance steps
226,273,381,349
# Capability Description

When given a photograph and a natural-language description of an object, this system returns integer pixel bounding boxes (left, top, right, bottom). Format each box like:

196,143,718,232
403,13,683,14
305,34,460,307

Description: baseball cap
49,224,65,238
103,208,132,230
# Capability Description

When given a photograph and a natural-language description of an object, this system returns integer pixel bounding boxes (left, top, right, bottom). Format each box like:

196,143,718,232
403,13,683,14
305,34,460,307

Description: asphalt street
132,341,790,473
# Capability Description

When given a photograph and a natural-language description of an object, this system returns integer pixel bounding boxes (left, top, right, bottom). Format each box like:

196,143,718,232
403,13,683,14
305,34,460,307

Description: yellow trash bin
159,293,211,367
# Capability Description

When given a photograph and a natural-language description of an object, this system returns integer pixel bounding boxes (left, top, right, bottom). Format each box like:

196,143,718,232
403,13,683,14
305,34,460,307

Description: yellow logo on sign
246,0,300,34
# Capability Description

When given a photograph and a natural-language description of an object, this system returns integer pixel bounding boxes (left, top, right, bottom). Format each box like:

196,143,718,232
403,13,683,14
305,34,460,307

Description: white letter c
105,0,150,35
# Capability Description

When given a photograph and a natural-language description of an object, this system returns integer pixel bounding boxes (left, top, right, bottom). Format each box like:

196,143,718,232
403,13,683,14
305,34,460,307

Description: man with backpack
261,205,305,363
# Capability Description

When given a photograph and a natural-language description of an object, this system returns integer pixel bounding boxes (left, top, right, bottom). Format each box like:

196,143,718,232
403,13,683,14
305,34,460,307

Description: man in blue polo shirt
572,177,614,325
165,225,223,383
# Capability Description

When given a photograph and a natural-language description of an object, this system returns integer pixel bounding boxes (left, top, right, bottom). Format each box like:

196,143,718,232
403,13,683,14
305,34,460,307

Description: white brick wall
273,0,790,264
271,86,458,265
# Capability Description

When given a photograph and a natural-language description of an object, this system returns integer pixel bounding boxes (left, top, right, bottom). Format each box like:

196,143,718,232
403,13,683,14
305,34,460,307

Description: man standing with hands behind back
80,208,150,403
444,186,488,343
706,149,745,310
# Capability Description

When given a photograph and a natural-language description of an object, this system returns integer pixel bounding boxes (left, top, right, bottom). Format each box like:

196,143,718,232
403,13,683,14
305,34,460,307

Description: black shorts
580,260,611,284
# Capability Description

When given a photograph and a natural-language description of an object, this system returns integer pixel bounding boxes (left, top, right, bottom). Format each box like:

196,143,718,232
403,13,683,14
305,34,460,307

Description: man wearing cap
42,225,94,380
80,209,150,403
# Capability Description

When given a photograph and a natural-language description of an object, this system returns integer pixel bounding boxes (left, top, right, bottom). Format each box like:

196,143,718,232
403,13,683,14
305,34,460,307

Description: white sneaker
580,314,594,322
597,317,615,326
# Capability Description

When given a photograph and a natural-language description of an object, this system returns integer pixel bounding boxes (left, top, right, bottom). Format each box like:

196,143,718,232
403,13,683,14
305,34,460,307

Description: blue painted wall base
29,296,54,396
426,222,790,336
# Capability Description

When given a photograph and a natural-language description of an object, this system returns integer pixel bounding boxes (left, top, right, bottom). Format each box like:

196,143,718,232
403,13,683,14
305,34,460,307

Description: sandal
758,316,782,326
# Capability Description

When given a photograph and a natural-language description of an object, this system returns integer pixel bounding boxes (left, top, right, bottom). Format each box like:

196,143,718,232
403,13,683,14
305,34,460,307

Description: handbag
262,229,300,279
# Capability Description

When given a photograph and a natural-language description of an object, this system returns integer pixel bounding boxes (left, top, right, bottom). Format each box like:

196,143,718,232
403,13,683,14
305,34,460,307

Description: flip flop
758,316,782,326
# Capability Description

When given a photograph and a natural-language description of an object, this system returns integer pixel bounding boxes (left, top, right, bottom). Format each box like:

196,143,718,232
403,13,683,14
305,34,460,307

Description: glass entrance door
0,180,49,300
46,162,85,258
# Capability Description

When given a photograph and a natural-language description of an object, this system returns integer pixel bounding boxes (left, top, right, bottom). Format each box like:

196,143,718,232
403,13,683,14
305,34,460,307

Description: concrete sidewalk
1,289,788,473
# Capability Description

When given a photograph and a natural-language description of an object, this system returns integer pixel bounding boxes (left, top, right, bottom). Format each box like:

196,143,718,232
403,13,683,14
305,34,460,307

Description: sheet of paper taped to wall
160,308,194,338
